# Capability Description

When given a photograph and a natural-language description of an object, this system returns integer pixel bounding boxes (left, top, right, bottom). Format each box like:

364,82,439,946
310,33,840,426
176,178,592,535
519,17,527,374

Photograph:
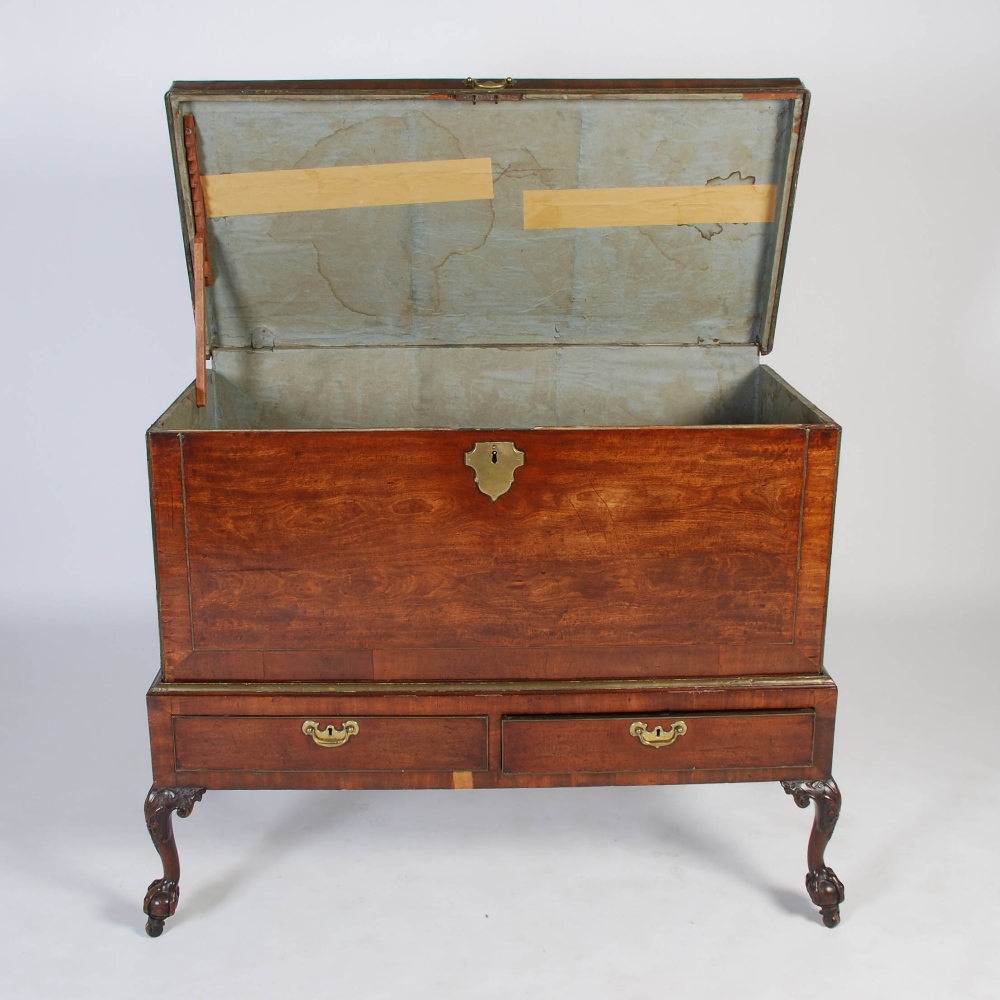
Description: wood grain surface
371,644,818,681
174,715,489,772
147,673,837,789
501,711,814,774
174,427,807,651
147,434,192,672
164,643,819,682
794,427,840,663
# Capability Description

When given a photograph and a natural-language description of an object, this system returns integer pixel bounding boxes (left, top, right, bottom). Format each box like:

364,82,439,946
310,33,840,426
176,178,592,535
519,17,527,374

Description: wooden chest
142,77,844,935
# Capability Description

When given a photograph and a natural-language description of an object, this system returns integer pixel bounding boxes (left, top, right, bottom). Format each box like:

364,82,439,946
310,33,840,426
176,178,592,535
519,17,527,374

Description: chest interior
159,81,825,431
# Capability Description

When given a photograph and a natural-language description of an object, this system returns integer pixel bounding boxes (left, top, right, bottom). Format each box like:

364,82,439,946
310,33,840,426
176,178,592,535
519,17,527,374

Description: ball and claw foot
782,778,844,928
807,866,845,928
143,786,205,938
143,877,180,937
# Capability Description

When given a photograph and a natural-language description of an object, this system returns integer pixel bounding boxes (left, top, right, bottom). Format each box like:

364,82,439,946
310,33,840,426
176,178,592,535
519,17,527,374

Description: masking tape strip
202,158,495,218
523,184,776,230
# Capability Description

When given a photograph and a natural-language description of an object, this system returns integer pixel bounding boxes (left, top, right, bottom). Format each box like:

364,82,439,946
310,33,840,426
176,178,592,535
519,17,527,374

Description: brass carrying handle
465,76,516,92
629,720,688,747
302,719,359,747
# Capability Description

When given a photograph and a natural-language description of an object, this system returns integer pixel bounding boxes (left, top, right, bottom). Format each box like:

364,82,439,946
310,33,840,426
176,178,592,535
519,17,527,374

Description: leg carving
781,778,844,928
143,785,206,937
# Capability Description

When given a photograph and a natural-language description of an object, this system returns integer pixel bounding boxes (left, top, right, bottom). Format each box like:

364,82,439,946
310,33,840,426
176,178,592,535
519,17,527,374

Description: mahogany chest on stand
143,77,844,936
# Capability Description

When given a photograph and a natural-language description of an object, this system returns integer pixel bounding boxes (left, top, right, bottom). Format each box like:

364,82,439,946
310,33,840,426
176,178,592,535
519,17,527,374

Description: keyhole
491,448,498,464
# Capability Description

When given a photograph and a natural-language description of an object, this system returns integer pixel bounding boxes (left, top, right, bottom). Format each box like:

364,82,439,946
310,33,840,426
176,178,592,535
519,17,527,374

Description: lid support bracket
183,114,213,407
192,237,206,406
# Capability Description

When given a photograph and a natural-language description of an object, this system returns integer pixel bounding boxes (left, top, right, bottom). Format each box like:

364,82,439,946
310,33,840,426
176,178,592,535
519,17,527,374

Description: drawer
174,715,489,773
502,711,814,774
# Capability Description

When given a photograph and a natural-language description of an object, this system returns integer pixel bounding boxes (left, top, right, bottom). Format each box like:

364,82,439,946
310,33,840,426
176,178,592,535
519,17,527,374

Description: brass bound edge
150,673,836,697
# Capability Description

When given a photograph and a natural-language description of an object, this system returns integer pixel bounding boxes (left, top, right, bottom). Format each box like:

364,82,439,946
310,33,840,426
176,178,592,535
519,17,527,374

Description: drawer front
502,711,814,774
174,715,489,773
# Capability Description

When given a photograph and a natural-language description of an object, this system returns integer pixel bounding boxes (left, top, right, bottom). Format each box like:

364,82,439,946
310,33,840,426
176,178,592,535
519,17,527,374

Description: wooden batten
523,183,777,230
201,158,495,218
183,114,211,406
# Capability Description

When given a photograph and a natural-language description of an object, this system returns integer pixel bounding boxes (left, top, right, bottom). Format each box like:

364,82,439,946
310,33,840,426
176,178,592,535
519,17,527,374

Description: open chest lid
167,79,808,406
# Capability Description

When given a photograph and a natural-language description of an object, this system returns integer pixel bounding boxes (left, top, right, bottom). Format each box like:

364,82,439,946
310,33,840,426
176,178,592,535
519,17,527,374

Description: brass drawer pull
302,719,359,747
629,720,688,747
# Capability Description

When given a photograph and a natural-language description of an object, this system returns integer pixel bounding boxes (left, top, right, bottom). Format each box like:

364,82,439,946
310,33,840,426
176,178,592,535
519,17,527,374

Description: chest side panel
178,427,806,653
147,433,193,671
794,426,839,665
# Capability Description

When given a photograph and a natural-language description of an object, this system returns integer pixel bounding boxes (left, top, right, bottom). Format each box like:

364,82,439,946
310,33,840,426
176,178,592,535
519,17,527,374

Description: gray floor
1,595,996,999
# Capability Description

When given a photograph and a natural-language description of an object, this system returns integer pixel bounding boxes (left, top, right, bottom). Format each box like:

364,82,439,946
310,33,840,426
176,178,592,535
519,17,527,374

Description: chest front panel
167,427,810,653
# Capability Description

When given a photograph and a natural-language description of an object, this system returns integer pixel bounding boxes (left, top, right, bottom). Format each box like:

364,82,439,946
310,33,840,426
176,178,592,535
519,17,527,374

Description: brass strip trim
150,673,835,697
523,183,776,230
202,157,495,218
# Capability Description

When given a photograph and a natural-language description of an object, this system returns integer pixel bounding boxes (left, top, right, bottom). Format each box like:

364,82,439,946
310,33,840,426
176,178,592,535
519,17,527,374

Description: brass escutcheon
302,719,359,747
629,720,688,747
464,441,525,501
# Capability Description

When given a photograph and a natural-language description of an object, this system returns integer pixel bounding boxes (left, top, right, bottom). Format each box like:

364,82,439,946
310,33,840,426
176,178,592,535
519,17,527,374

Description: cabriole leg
143,785,206,937
781,777,845,928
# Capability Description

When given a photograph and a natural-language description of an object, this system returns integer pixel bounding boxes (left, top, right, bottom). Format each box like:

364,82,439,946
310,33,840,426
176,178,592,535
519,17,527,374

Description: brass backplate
301,719,359,747
629,720,688,747
464,441,525,501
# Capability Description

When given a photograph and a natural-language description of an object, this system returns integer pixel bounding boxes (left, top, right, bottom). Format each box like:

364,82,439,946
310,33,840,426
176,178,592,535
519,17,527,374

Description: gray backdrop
1,2,997,997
